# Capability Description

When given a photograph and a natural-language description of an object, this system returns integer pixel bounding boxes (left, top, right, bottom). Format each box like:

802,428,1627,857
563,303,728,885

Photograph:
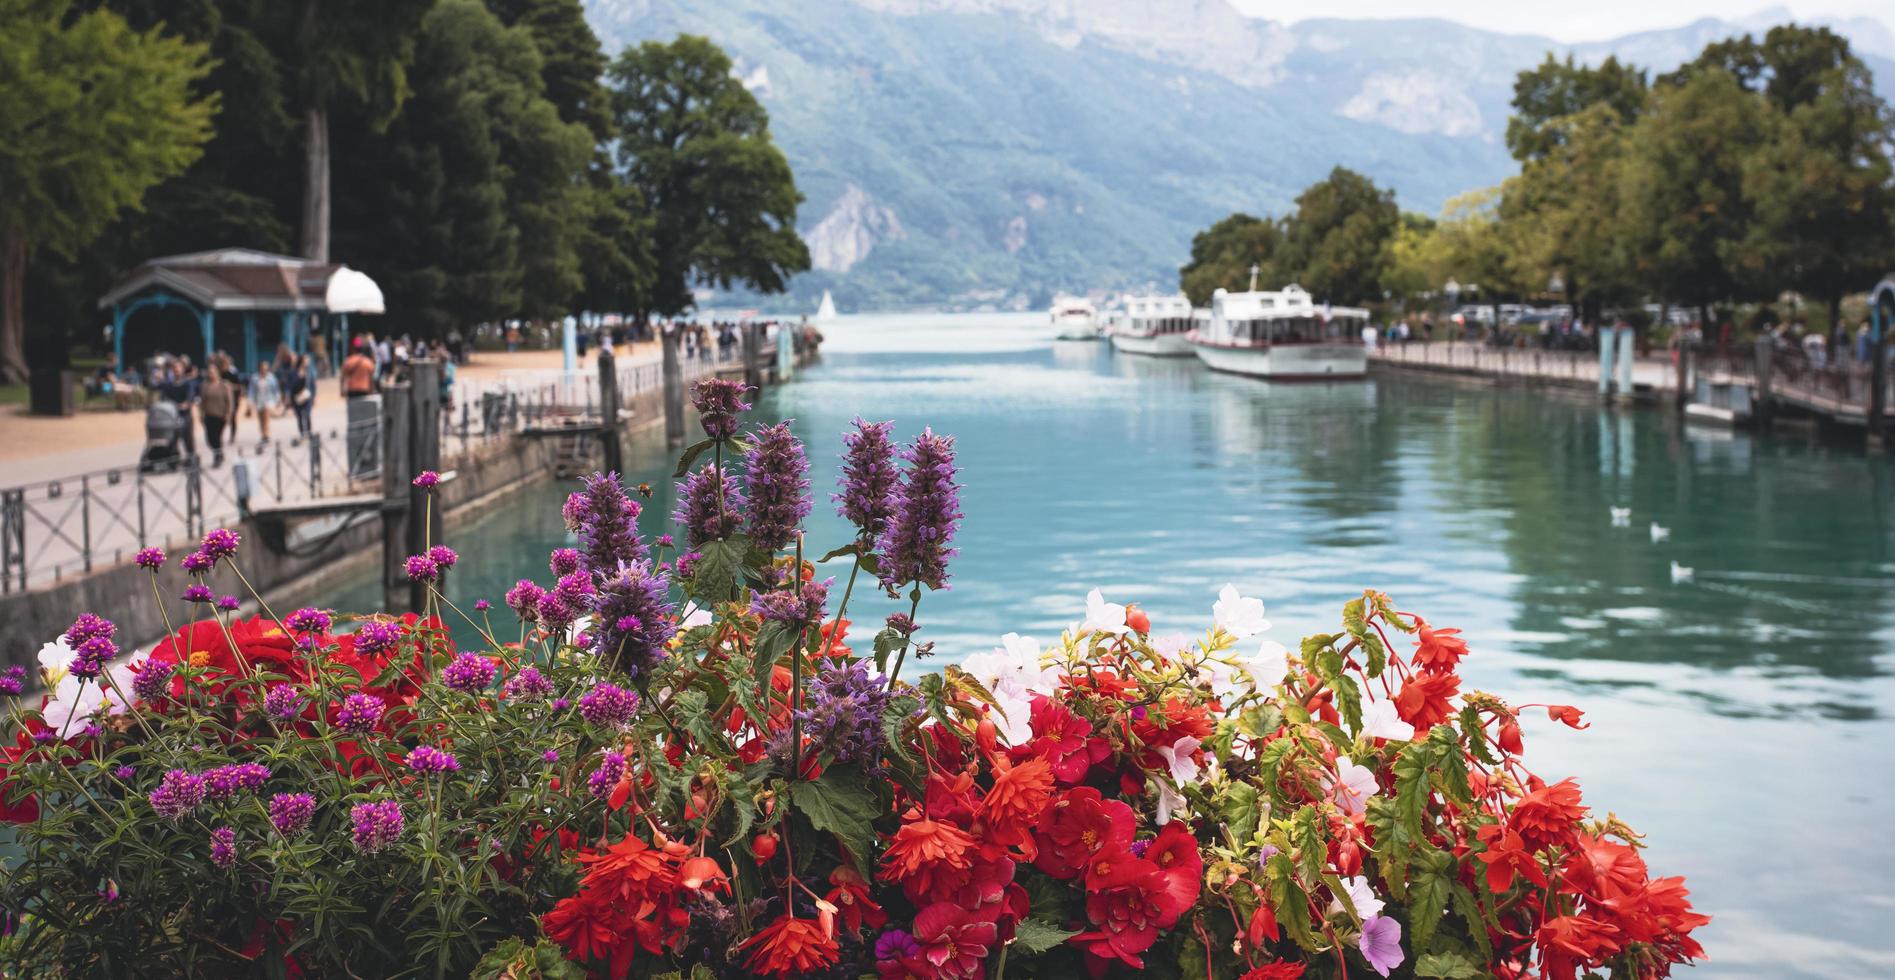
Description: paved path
1369,340,1677,391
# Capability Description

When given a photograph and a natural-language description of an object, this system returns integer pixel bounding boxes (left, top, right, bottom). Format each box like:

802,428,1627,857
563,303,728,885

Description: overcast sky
1231,1,1894,44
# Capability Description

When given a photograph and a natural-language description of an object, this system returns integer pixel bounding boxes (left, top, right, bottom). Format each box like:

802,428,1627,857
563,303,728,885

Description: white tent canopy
325,266,385,315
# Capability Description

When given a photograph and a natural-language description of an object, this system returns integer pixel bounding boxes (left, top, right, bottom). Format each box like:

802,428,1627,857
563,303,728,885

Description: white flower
97,661,138,717
1325,754,1378,815
1242,638,1289,689
961,633,1057,696
1153,735,1203,784
1155,779,1187,825
989,688,1036,746
37,636,75,688
1213,584,1271,639
1329,874,1386,920
41,673,106,737
1150,633,1191,658
1080,588,1129,636
1359,699,1415,742
680,606,713,629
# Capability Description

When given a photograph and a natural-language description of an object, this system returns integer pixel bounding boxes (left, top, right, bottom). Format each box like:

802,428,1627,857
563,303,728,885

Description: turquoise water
319,313,1895,977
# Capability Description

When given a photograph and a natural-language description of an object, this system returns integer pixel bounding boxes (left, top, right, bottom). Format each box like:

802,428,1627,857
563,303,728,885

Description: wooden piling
661,325,685,449
743,321,763,392
407,360,442,611
1752,337,1773,430
597,345,624,473
380,381,412,612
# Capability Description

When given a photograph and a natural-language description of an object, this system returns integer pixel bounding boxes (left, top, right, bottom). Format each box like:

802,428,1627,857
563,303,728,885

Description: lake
319,312,1895,977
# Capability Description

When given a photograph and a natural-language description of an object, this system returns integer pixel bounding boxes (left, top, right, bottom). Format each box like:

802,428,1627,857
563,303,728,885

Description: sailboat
816,290,839,324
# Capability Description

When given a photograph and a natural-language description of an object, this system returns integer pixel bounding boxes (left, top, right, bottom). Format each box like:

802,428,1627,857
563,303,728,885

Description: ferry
1107,294,1196,357
1189,284,1370,380
1050,297,1101,340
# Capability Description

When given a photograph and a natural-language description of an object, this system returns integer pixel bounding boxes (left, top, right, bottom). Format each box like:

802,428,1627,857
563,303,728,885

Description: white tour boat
1189,284,1369,380
1107,294,1197,357
1050,297,1101,340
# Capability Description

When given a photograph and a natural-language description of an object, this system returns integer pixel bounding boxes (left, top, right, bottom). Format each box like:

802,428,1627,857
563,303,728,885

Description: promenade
1368,339,1678,392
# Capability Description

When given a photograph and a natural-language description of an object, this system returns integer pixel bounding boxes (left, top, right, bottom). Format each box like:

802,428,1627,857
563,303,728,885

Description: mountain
582,0,1895,313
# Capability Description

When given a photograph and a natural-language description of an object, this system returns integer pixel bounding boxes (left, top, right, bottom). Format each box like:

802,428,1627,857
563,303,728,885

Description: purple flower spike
181,550,214,574
65,613,115,647
836,418,900,540
404,554,438,582
199,528,241,560
204,762,271,799
577,682,639,729
590,561,677,676
0,665,27,696
587,750,627,799
335,692,384,735
689,378,752,440
876,428,963,592
473,599,490,612
744,422,811,554
350,800,404,854
353,620,402,656
674,464,744,548
216,594,240,612
749,578,830,627
182,584,214,604
502,666,554,702
574,472,647,575
135,547,166,570
284,607,332,635
549,548,583,577
405,745,460,775
794,658,893,765
149,769,207,821
262,683,303,721
427,544,459,570
441,652,498,693
209,826,236,868
505,580,546,622
269,792,316,836
68,635,115,679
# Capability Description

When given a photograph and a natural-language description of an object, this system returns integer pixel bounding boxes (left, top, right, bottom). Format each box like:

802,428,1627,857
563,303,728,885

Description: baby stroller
139,399,186,473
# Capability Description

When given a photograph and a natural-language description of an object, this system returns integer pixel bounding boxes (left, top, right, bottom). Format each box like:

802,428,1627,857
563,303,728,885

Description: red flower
576,833,679,904
912,901,998,979
1240,964,1306,980
880,818,976,898
1412,623,1468,673
1394,671,1460,732
979,756,1054,855
1546,704,1590,729
1073,853,1187,968
1475,823,1549,894
825,865,886,936
1510,778,1588,851
1143,821,1204,916
0,735,40,823
1536,914,1623,980
1032,786,1134,880
1561,833,1647,900
818,618,851,657
742,914,840,977
1024,697,1111,784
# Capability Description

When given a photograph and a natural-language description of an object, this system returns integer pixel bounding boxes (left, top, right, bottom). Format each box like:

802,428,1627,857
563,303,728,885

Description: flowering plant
0,382,1706,978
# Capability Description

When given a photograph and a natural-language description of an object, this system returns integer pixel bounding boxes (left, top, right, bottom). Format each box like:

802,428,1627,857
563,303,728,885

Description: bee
635,482,653,499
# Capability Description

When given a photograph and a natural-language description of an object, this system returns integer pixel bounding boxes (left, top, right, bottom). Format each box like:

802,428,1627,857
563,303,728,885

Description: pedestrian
198,363,235,467
282,352,313,443
250,359,280,444
342,336,377,400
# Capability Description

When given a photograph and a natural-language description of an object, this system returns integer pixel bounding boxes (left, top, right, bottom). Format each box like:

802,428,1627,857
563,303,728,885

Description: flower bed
0,381,1707,978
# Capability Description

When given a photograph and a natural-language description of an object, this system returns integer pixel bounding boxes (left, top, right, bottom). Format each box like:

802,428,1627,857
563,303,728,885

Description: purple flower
65,613,116,647
205,763,271,799
199,528,241,560
68,635,115,679
113,765,134,779
1358,915,1404,977
542,749,560,762
182,584,214,604
405,745,460,775
505,580,546,622
743,422,811,553
587,750,627,799
335,692,384,735
876,428,963,592
884,613,918,636
473,599,491,612
561,491,589,532
835,418,900,540
790,658,892,765
209,826,236,868
268,792,316,836
674,552,701,579
502,666,554,702
674,464,745,548
149,769,208,821
135,547,166,570
262,683,303,721
404,554,439,582
690,378,752,440
573,472,648,575
441,652,498,693
353,620,402,656
350,800,405,854
874,929,921,963
412,470,440,489
216,594,241,611
1256,844,1281,870
427,544,459,570
549,548,583,577
577,682,639,729
284,607,332,635
589,560,677,675
0,665,27,696
550,697,571,711
181,550,214,574
749,578,830,627
654,533,675,549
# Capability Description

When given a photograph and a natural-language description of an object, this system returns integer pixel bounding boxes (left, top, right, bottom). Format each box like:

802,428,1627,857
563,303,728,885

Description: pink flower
1325,755,1378,815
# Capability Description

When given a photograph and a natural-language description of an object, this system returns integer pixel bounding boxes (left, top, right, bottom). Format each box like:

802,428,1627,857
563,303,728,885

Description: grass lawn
0,355,110,408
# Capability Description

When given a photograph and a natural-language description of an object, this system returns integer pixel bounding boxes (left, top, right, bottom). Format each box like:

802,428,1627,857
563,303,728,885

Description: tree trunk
0,232,27,384
300,105,330,263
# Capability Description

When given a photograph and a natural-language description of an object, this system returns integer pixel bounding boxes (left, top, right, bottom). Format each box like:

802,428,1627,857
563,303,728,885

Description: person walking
282,352,314,443
342,337,377,400
198,363,235,467
250,359,281,444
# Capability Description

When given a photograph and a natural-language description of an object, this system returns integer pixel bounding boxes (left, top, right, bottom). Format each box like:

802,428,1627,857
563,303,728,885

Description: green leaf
871,625,906,672
1219,782,1263,846
1010,917,1079,955
1413,951,1485,978
751,621,795,699
688,535,751,605
1393,738,1435,840
788,769,881,875
671,438,717,478
881,694,921,766
1408,860,1451,949
1449,882,1495,959
816,541,863,563
1459,704,1498,766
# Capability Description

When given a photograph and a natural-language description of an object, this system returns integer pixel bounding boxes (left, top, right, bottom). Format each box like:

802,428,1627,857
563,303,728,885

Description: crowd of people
136,346,321,469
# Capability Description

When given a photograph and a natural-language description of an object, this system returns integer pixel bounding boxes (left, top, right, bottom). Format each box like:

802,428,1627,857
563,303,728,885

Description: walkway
1369,340,1677,392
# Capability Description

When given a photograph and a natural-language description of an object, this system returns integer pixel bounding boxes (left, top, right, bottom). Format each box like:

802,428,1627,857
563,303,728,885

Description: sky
1232,1,1895,44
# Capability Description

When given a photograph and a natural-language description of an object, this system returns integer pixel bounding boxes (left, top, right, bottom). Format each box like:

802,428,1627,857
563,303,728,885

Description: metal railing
1370,341,1677,390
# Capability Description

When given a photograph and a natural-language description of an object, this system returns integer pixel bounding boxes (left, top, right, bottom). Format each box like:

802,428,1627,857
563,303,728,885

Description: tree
1619,68,1765,320
606,35,810,321
1379,212,1444,308
1506,54,1648,162
0,0,217,382
486,0,610,139
1433,187,1524,323
1501,102,1640,321
1282,166,1399,305
1178,213,1285,306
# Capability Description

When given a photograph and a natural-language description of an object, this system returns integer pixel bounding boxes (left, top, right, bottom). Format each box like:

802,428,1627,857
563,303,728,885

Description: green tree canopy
486,0,610,139
1506,54,1648,162
1502,102,1640,318
0,0,217,381
1283,166,1400,305
1177,213,1285,306
606,34,810,320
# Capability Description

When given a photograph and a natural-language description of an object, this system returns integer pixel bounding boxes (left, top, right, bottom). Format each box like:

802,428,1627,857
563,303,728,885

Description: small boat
1050,297,1100,340
1189,284,1369,380
1107,294,1196,357
815,290,839,324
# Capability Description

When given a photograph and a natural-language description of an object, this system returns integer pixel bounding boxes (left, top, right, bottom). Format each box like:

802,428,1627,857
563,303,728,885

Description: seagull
1650,522,1671,543
1670,560,1693,583
1610,507,1631,526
